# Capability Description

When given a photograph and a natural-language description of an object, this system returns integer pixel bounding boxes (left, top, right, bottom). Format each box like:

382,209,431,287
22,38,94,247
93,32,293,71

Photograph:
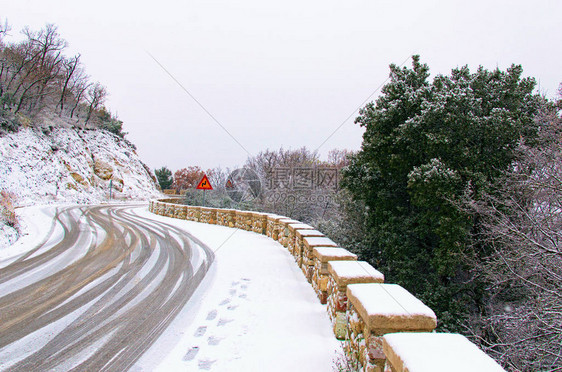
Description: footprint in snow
219,298,231,306
206,310,217,321
229,289,237,295
227,304,238,311
194,326,207,337
207,336,222,346
183,346,199,361
198,359,216,370
217,318,233,327
231,281,239,286
238,293,247,299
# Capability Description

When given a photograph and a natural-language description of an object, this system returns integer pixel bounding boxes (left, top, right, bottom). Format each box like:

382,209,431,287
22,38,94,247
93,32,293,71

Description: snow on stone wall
0,127,160,206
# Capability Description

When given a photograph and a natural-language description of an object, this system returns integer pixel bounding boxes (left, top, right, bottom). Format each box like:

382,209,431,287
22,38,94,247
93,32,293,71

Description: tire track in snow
0,204,214,371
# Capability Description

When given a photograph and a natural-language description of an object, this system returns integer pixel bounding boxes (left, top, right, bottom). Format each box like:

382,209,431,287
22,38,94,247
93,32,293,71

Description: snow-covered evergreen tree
343,56,543,336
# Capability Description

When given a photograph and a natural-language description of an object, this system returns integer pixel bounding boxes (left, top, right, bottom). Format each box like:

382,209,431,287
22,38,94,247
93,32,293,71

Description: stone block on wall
327,261,384,340
345,283,437,371
217,209,236,227
251,212,268,235
187,206,201,222
235,210,253,231
294,229,324,268
382,333,506,372
265,214,282,239
301,236,338,282
286,223,314,254
199,207,217,224
276,218,301,246
266,215,290,241
311,247,357,304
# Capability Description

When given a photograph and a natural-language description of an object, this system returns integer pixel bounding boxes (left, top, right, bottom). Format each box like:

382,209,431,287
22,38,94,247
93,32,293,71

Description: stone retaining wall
149,199,506,372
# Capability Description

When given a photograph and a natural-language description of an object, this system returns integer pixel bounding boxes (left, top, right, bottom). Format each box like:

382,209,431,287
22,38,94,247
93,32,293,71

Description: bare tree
8,25,66,113
57,54,80,115
245,148,280,183
69,76,90,119
326,148,353,168
467,95,562,371
206,167,229,193
84,82,106,125
0,21,122,134
244,147,341,222
0,19,9,42
14,51,64,113
0,19,11,97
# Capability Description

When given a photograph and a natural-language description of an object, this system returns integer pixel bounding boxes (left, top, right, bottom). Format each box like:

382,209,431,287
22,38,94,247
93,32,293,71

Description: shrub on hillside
0,191,17,228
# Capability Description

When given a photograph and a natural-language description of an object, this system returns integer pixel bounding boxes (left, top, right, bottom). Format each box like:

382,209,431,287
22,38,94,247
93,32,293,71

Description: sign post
196,174,213,206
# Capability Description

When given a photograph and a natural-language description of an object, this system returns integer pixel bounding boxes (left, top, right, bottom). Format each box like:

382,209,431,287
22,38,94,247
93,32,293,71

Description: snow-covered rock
0,127,160,206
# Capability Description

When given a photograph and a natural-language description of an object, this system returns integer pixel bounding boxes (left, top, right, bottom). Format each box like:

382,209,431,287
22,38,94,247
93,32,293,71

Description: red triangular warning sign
196,174,213,190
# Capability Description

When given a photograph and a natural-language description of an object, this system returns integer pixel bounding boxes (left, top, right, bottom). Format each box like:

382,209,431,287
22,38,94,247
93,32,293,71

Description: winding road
0,204,214,371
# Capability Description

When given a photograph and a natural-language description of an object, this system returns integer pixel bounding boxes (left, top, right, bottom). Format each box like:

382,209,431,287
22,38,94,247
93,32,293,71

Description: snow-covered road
0,204,340,371
0,204,214,371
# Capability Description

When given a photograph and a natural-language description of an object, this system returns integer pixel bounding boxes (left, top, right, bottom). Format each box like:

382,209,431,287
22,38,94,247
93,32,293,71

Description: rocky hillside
0,126,160,206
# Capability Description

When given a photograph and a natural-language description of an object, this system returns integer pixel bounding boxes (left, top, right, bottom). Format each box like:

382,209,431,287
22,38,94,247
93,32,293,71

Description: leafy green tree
155,166,173,190
343,56,543,331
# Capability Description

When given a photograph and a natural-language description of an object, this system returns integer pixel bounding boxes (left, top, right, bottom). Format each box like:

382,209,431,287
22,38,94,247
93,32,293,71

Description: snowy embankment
0,127,160,206
0,126,160,249
132,207,341,372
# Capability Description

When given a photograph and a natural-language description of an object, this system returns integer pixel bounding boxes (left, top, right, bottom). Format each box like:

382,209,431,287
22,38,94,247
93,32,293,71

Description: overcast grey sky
2,0,561,172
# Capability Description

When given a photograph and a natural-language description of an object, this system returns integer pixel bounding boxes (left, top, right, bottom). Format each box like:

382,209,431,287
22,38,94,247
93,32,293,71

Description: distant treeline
0,21,123,136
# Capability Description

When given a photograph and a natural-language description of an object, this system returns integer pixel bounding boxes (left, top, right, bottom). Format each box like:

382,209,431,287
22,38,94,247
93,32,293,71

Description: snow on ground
1,205,341,371
0,205,63,264
133,207,341,372
0,127,160,207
